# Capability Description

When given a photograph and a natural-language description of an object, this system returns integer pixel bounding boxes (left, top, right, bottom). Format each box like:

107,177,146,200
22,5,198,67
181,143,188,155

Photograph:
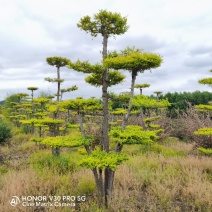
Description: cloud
1,0,212,101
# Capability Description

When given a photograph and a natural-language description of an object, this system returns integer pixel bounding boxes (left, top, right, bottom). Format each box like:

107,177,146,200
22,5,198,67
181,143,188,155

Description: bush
0,120,12,143
29,151,80,174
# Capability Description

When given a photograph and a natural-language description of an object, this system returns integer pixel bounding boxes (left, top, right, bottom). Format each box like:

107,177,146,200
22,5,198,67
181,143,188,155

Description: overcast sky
0,0,212,101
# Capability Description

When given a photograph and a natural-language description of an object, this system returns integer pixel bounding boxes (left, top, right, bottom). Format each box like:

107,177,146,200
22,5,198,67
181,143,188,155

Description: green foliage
139,143,186,157
132,95,170,108
144,116,161,123
30,137,44,143
79,148,128,171
0,120,12,142
44,77,64,83
198,147,212,155
198,78,212,85
27,87,38,91
30,152,79,174
85,70,125,87
111,108,127,115
69,60,105,74
0,165,8,175
60,98,102,112
196,104,212,111
134,83,150,89
77,9,128,38
109,92,130,109
61,85,78,93
76,178,96,196
41,134,86,148
160,91,212,116
109,125,161,145
104,47,162,73
46,56,70,68
194,128,212,136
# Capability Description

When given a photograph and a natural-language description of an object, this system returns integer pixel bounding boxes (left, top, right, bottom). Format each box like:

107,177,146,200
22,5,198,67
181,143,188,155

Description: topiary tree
134,83,150,95
194,70,212,152
27,87,38,101
45,56,70,101
68,10,128,206
104,47,163,130
154,91,162,100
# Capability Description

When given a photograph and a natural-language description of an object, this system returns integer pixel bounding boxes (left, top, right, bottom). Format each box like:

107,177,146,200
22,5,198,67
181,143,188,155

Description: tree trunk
122,70,137,129
101,33,109,152
57,66,60,102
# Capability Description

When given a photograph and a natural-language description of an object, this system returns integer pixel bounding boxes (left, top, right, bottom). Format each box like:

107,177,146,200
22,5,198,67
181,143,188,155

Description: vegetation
0,119,12,142
0,9,211,212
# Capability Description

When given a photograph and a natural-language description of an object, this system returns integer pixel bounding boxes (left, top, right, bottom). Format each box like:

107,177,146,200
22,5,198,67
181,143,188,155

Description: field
0,122,211,212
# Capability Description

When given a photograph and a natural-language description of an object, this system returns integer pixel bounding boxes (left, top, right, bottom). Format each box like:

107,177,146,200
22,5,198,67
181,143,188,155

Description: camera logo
10,196,20,206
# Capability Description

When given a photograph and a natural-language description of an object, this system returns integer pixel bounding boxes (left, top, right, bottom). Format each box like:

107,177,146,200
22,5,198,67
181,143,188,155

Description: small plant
0,120,12,143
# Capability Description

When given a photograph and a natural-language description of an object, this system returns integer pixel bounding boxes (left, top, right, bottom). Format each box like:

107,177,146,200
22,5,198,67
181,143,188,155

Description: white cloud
0,0,212,100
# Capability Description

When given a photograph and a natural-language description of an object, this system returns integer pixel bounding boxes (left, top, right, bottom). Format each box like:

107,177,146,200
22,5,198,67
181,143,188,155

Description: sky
0,0,212,101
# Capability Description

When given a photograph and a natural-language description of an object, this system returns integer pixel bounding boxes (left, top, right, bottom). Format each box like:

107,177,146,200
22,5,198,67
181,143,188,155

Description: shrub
29,151,79,174
0,120,12,143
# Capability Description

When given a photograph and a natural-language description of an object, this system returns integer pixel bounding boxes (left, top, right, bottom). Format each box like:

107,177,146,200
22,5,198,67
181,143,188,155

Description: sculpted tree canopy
46,57,70,68
77,9,128,39
45,56,70,102
104,47,162,73
104,47,163,129
85,70,125,87
198,69,212,86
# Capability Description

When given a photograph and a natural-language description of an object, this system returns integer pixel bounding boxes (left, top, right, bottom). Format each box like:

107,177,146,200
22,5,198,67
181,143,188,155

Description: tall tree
104,47,163,131
69,10,128,206
77,9,128,153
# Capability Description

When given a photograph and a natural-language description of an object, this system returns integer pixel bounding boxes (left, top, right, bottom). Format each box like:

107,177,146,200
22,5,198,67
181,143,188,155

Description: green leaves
132,95,170,108
68,60,105,74
79,148,128,171
104,48,162,73
196,104,212,111
198,78,212,85
41,135,85,148
85,70,125,87
109,125,160,145
77,10,128,37
194,128,212,136
134,83,150,89
60,98,102,112
46,57,70,68
198,147,212,155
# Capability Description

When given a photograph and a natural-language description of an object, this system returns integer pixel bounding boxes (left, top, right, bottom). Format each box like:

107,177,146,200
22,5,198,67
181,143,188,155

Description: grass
0,133,211,212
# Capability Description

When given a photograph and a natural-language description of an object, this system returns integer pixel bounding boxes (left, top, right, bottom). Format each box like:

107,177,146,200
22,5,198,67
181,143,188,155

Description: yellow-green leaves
85,70,125,87
77,10,128,37
46,57,70,68
104,50,162,73
134,83,150,89
198,147,212,155
194,128,212,136
79,149,128,171
68,60,105,74
196,104,212,111
109,125,160,145
41,135,85,148
198,78,212,85
132,95,170,108
60,98,102,112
